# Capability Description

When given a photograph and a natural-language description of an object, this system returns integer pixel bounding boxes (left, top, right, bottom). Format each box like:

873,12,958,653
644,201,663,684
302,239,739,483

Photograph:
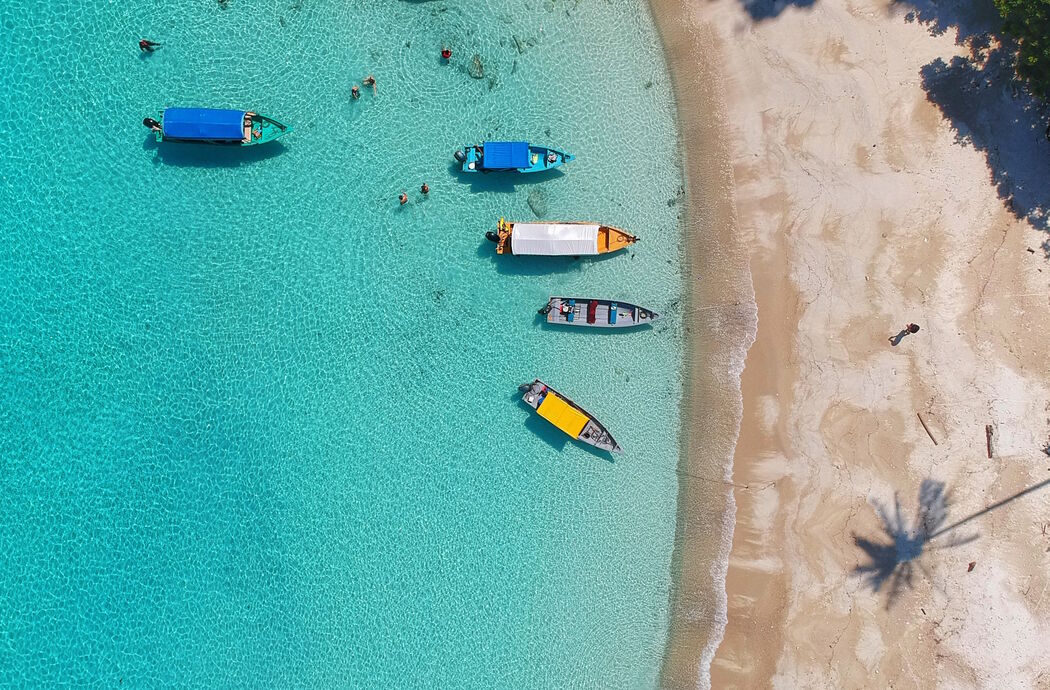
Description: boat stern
458,146,482,172
490,218,511,254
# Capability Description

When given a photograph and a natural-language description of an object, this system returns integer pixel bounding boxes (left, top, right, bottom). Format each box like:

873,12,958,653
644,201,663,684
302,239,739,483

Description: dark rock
527,189,548,217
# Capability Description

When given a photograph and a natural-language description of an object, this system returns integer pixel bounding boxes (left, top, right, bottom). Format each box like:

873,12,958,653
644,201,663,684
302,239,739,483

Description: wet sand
648,1,758,686
652,0,1050,686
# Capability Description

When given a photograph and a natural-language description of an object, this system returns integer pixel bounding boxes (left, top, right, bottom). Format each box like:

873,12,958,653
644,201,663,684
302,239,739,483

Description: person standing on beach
889,323,920,345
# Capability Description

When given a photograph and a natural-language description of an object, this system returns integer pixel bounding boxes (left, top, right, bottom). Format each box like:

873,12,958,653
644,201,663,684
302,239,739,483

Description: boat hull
519,379,622,454
542,297,659,328
458,144,574,173
155,111,292,146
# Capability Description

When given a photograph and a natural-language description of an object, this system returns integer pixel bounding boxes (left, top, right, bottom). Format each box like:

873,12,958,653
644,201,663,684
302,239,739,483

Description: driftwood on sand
917,412,938,445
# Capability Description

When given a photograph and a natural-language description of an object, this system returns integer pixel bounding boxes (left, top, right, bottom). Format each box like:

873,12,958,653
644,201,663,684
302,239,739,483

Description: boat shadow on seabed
448,161,566,194
476,238,631,277
143,136,288,168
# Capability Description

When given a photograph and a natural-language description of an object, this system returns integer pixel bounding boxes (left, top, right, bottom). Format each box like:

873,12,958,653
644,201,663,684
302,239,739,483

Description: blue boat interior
162,108,246,140
483,141,529,169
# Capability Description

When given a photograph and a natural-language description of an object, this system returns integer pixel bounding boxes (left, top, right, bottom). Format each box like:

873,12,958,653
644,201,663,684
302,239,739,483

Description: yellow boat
519,380,622,454
485,218,638,256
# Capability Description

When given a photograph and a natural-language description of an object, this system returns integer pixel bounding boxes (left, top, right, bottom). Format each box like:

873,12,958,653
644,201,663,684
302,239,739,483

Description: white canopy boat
485,218,638,256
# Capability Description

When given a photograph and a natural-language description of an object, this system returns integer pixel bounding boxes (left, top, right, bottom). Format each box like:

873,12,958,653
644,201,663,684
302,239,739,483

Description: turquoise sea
0,0,689,685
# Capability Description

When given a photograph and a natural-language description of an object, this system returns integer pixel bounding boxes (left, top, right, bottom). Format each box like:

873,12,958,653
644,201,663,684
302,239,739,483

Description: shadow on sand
853,479,976,608
894,0,1001,43
919,45,1050,247
884,0,1050,250
737,0,817,21
737,0,994,34
853,476,1050,607
726,0,1050,252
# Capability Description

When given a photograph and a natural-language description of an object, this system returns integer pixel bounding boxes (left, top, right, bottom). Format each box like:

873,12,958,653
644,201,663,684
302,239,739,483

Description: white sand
652,0,1050,685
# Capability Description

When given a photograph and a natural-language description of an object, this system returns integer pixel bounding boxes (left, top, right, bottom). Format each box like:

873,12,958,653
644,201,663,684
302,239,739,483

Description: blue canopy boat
454,141,574,173
144,108,292,146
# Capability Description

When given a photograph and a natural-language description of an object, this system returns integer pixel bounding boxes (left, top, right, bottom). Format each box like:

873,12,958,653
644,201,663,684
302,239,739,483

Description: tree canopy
995,0,1050,97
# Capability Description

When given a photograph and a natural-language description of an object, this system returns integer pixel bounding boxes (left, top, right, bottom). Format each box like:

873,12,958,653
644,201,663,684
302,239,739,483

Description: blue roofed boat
454,141,574,173
143,108,292,146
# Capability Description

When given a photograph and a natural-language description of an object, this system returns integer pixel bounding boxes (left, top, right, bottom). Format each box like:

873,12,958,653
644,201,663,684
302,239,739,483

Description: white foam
695,293,758,690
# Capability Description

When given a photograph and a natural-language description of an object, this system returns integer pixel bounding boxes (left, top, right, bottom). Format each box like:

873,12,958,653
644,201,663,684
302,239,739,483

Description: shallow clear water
0,0,686,685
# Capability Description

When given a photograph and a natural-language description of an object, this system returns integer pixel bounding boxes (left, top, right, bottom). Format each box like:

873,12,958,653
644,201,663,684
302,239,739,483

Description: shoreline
653,0,1050,685
646,1,758,687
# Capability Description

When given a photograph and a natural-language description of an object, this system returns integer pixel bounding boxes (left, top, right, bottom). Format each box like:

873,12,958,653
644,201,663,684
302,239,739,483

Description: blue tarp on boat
483,141,529,169
162,108,246,140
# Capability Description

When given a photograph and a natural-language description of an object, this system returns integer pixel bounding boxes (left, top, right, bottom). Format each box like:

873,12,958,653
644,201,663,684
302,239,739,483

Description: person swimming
138,39,161,52
351,85,360,99
441,47,452,61
363,75,376,94
142,117,162,132
421,183,429,195
399,192,408,205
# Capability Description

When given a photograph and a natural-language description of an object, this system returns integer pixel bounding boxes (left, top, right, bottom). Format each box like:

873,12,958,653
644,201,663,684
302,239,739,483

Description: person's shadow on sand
889,323,920,346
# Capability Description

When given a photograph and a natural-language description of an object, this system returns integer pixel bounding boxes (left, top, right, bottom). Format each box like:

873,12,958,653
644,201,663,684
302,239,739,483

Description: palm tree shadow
853,476,1050,607
852,479,977,608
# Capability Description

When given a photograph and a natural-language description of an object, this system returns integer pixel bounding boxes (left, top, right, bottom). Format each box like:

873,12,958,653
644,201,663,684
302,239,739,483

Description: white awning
510,223,600,255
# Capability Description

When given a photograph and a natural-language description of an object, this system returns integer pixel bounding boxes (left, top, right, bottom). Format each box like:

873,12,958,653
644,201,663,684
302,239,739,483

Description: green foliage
995,0,1050,96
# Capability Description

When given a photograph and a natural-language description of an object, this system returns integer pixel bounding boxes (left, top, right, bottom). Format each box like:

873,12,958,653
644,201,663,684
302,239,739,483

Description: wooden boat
540,297,659,328
518,380,622,454
144,108,292,146
485,218,638,256
454,141,574,173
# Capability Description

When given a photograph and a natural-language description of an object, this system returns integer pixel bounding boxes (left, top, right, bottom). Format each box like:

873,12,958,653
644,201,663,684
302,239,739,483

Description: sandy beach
652,0,1050,686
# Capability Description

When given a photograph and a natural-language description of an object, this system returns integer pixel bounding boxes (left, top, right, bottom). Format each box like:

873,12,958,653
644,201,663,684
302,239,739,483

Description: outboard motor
485,231,500,244
142,117,161,131
453,149,467,163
